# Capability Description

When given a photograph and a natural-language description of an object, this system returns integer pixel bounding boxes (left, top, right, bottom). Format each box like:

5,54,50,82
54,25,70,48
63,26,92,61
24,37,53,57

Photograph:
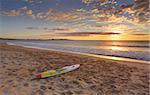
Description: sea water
1,40,149,61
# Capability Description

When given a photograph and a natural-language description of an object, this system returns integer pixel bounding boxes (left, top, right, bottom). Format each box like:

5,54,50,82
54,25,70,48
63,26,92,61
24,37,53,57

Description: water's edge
7,42,150,65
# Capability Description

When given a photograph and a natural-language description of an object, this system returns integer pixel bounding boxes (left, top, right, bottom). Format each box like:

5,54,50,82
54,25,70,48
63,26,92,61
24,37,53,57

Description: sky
0,0,149,40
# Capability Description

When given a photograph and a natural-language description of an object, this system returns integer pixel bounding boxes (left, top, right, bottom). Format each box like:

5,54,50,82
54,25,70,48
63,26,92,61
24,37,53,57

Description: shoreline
0,43,149,95
7,42,150,65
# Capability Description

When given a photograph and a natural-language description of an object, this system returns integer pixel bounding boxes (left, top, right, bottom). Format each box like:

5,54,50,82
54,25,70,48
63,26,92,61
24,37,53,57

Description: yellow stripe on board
41,70,57,77
60,70,65,73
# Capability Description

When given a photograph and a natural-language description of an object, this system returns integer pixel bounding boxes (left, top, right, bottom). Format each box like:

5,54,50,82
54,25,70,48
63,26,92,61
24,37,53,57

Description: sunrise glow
0,0,149,40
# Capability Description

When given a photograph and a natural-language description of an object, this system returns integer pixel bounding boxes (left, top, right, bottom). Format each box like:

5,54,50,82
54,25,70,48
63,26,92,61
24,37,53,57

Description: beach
0,43,149,95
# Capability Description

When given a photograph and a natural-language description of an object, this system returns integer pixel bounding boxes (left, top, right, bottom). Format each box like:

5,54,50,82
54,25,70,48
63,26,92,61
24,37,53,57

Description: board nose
76,64,80,67
72,64,80,68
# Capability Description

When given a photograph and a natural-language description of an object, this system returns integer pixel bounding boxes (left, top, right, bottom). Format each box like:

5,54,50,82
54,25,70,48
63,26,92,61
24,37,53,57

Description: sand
0,43,149,95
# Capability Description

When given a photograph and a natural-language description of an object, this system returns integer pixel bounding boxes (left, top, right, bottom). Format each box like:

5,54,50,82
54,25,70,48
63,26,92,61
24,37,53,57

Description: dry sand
0,43,149,95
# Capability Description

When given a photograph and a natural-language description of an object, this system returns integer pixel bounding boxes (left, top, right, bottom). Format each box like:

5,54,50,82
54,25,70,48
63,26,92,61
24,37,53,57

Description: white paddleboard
33,64,80,79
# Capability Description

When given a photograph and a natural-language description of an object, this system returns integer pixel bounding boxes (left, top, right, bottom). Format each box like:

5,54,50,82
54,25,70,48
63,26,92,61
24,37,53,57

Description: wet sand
0,43,149,95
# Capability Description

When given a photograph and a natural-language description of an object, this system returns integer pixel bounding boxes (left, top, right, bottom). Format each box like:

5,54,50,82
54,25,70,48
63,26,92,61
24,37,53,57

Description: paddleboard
32,64,80,79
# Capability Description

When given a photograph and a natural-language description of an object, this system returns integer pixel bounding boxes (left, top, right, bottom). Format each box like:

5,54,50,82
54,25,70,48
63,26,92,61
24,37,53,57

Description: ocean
1,40,149,62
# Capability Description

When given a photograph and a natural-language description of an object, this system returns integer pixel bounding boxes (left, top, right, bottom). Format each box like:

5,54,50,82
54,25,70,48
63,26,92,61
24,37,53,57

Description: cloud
132,0,149,23
22,0,43,4
26,10,33,16
81,0,95,4
26,26,39,30
132,33,150,35
21,6,28,10
2,3,145,29
2,0,149,36
81,0,108,5
26,26,75,32
48,28,71,31
32,8,88,23
81,0,149,24
26,26,50,30
2,10,20,16
1,6,34,17
61,32,121,36
2,0,148,25
39,31,121,37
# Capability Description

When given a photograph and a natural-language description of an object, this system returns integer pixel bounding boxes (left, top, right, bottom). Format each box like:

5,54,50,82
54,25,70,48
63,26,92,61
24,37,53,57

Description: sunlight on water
110,46,124,51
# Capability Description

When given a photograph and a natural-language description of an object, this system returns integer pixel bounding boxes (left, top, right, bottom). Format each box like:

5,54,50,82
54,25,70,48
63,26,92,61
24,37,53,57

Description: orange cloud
2,10,20,16
1,6,34,17
26,10,33,16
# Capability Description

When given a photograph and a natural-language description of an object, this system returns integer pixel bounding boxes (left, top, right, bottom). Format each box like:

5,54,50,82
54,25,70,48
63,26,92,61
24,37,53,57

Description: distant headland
0,38,71,41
